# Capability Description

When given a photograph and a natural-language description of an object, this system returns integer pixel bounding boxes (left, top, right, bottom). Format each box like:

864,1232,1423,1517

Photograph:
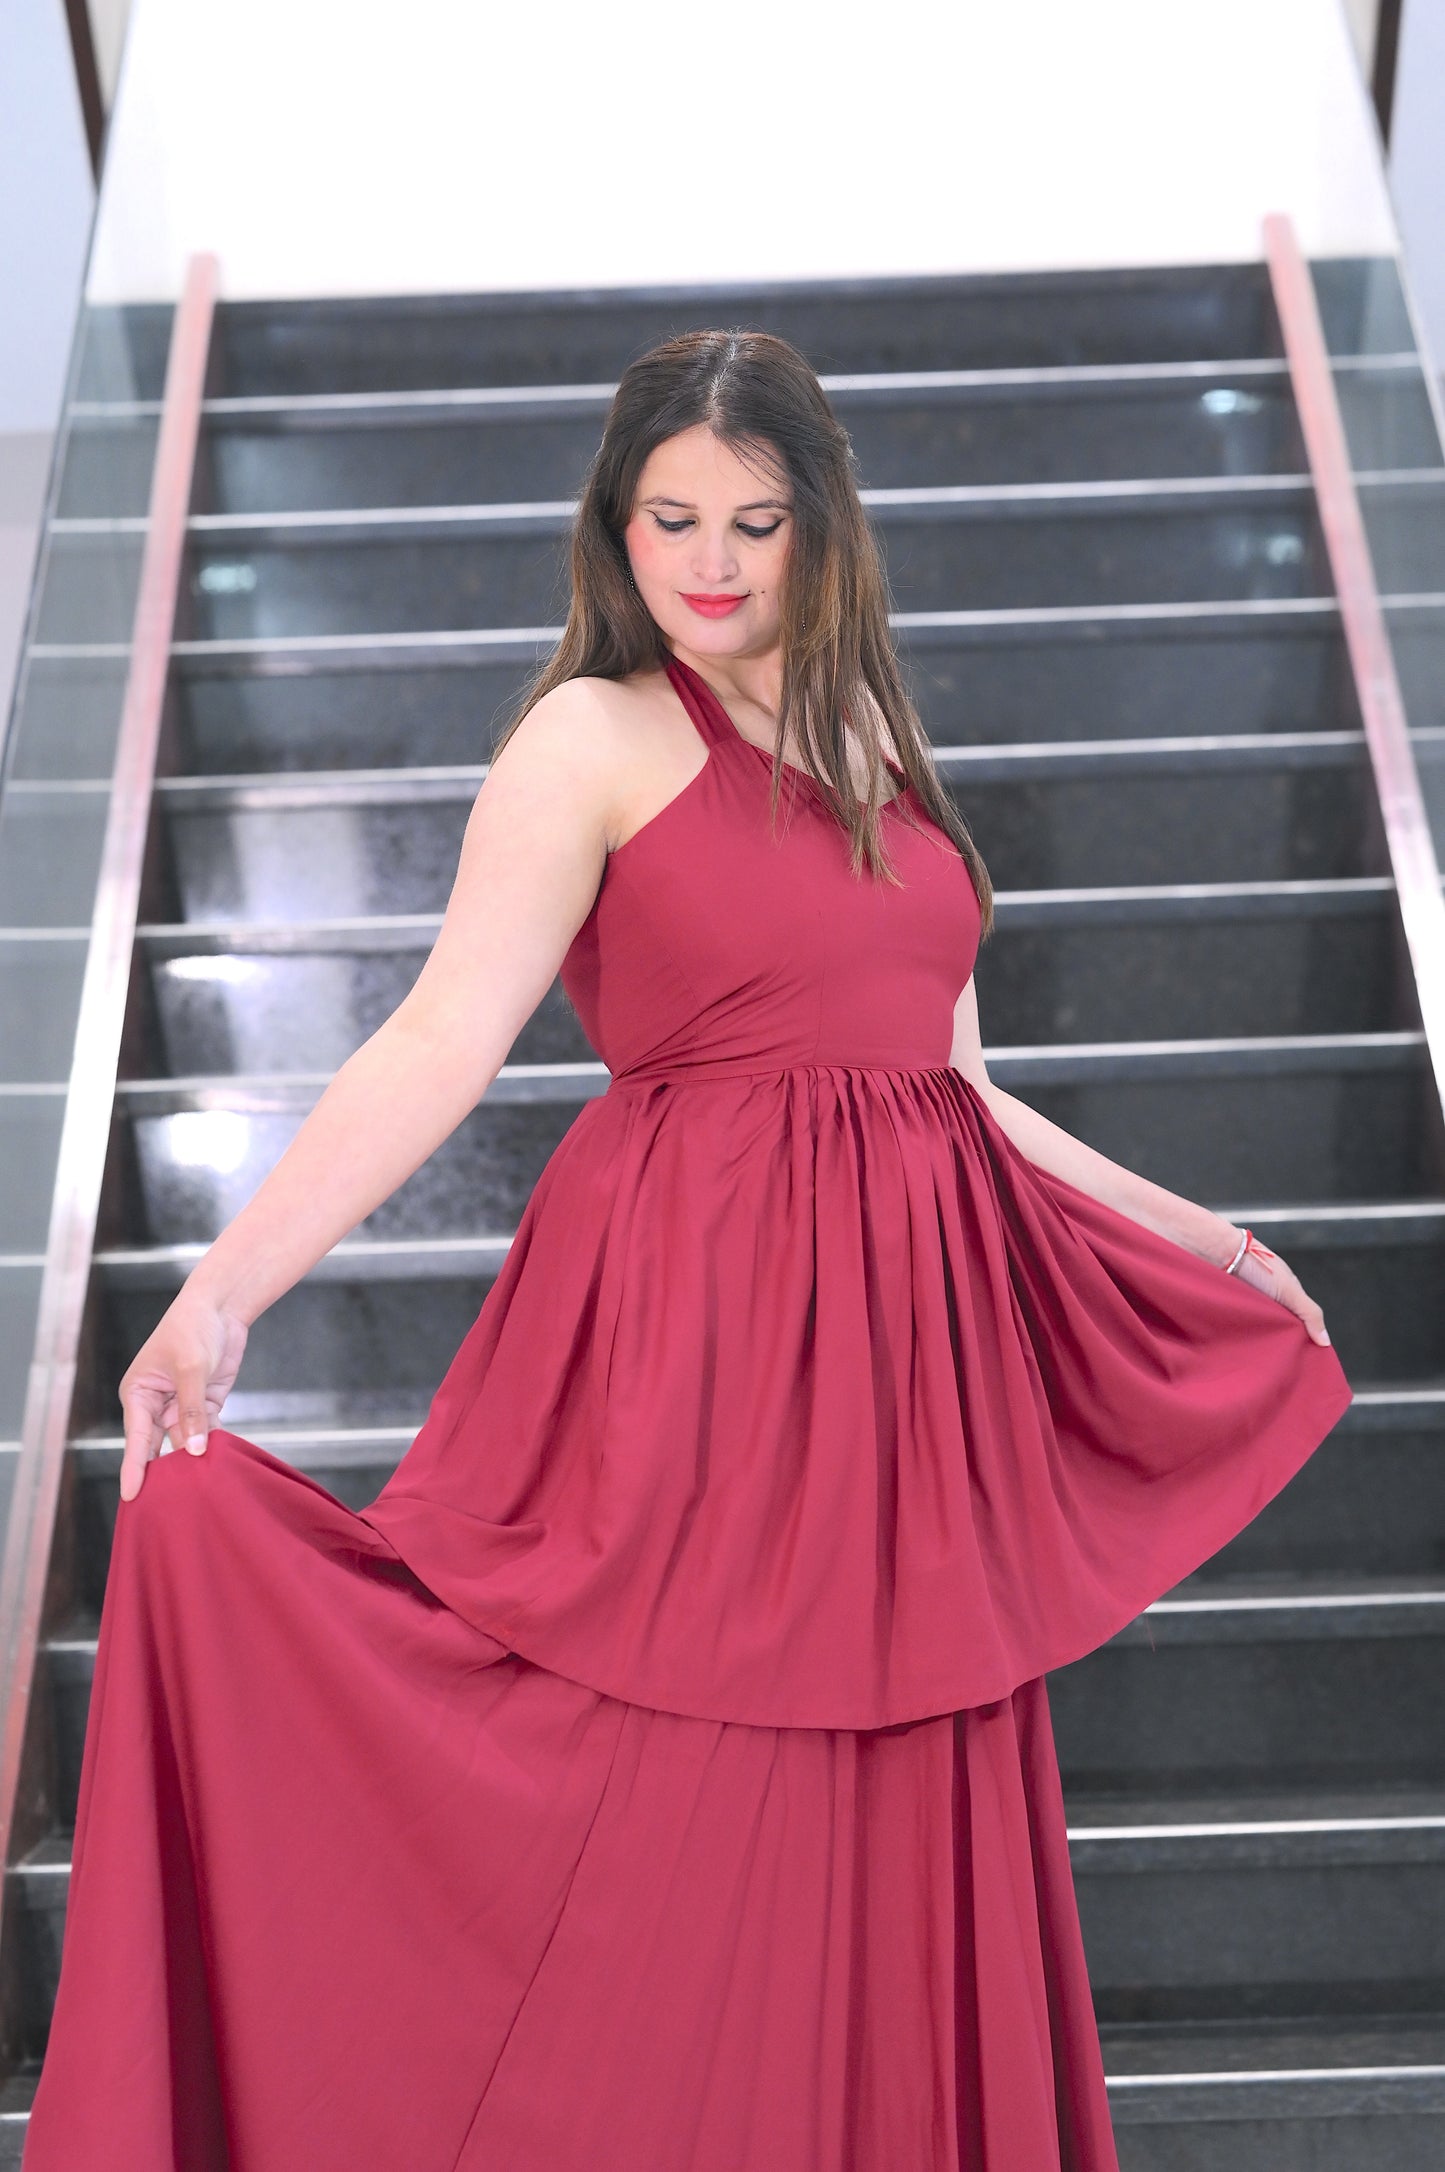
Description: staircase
3,261,1444,2165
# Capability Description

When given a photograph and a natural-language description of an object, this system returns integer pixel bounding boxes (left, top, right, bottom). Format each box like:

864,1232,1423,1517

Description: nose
689,524,740,586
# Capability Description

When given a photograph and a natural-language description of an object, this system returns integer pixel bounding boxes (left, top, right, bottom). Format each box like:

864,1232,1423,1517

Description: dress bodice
559,655,983,1083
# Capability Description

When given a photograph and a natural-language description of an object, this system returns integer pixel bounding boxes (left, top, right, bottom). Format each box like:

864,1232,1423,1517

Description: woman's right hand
107,681,628,1510
117,1293,250,1502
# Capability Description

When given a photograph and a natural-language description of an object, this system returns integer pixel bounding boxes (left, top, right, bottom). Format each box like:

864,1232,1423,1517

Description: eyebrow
641,495,792,513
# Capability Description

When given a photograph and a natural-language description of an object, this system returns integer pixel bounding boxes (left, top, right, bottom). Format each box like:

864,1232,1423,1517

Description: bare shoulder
487,671,689,850
493,672,673,772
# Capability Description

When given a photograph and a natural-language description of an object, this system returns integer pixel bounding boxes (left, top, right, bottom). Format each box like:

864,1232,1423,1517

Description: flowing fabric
30,1436,1119,2170
25,653,1352,2168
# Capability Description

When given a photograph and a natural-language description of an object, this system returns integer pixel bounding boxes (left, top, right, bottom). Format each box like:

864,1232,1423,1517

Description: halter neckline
664,654,907,808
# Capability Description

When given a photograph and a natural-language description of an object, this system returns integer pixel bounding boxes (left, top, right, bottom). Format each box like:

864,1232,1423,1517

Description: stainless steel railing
1264,211,1445,1134
0,253,219,1882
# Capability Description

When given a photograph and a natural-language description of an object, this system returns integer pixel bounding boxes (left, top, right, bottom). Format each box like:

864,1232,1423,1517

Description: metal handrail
1263,212,1445,1135
0,254,218,1882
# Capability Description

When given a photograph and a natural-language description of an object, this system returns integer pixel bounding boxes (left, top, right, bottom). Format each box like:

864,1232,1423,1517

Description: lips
681,593,748,619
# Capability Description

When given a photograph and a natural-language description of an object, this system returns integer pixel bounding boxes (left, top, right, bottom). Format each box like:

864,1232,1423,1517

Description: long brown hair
498,328,993,930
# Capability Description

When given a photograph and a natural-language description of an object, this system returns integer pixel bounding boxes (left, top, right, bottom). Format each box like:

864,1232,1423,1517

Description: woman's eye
647,514,785,538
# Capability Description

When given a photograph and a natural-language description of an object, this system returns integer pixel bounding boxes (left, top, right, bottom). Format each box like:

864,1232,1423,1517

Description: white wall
2,0,95,426
1390,0,1445,377
86,0,1398,305
1,0,96,736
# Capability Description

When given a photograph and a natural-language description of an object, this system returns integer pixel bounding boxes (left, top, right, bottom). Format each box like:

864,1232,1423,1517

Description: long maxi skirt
25,1429,1121,2172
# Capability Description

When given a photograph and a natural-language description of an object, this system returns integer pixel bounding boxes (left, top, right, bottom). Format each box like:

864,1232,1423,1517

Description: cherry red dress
26,653,1353,2170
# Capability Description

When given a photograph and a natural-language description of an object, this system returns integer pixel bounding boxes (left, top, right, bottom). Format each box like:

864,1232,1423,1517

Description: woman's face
623,424,793,662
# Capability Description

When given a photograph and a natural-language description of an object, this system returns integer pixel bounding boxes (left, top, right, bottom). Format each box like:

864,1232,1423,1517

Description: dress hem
355,1350,1354,1733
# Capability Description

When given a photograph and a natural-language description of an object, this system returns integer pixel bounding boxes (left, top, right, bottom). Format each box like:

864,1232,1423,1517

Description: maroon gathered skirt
28,1433,1119,2170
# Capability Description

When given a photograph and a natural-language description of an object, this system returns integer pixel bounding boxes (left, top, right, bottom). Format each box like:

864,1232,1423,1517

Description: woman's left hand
1227,1230,1331,1346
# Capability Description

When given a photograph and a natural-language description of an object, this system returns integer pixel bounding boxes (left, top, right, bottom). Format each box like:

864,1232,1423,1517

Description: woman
27,330,1352,2170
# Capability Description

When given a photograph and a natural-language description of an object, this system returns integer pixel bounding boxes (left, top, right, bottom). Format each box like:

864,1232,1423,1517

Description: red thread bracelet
1224,1227,1273,1275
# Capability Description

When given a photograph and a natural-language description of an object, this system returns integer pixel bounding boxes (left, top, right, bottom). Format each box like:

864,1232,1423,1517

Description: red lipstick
681,593,748,619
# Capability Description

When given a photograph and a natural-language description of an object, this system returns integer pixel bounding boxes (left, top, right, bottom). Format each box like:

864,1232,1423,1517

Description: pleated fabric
365,1057,1353,1729
26,1434,1119,2171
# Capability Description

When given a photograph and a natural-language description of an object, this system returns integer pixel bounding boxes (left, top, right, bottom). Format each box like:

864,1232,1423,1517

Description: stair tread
91,1206,1445,1262
146,730,1370,799
30,588,1415,664
72,1422,420,1457
44,1572,1445,1664
56,467,1442,539
1100,2013,1445,2077
71,346,1423,423
19,1784,1445,1887
1174,1569,1445,1600
127,877,1406,954
0,2071,37,2116
1067,1783,1445,1829
55,1381,1445,1457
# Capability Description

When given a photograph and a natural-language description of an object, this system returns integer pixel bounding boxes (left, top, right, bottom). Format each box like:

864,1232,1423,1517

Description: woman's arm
948,976,1330,1340
118,678,642,1496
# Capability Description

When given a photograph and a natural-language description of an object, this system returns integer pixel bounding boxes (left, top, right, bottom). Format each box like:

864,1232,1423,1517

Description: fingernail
186,1434,207,1454
1320,1329,1331,1344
